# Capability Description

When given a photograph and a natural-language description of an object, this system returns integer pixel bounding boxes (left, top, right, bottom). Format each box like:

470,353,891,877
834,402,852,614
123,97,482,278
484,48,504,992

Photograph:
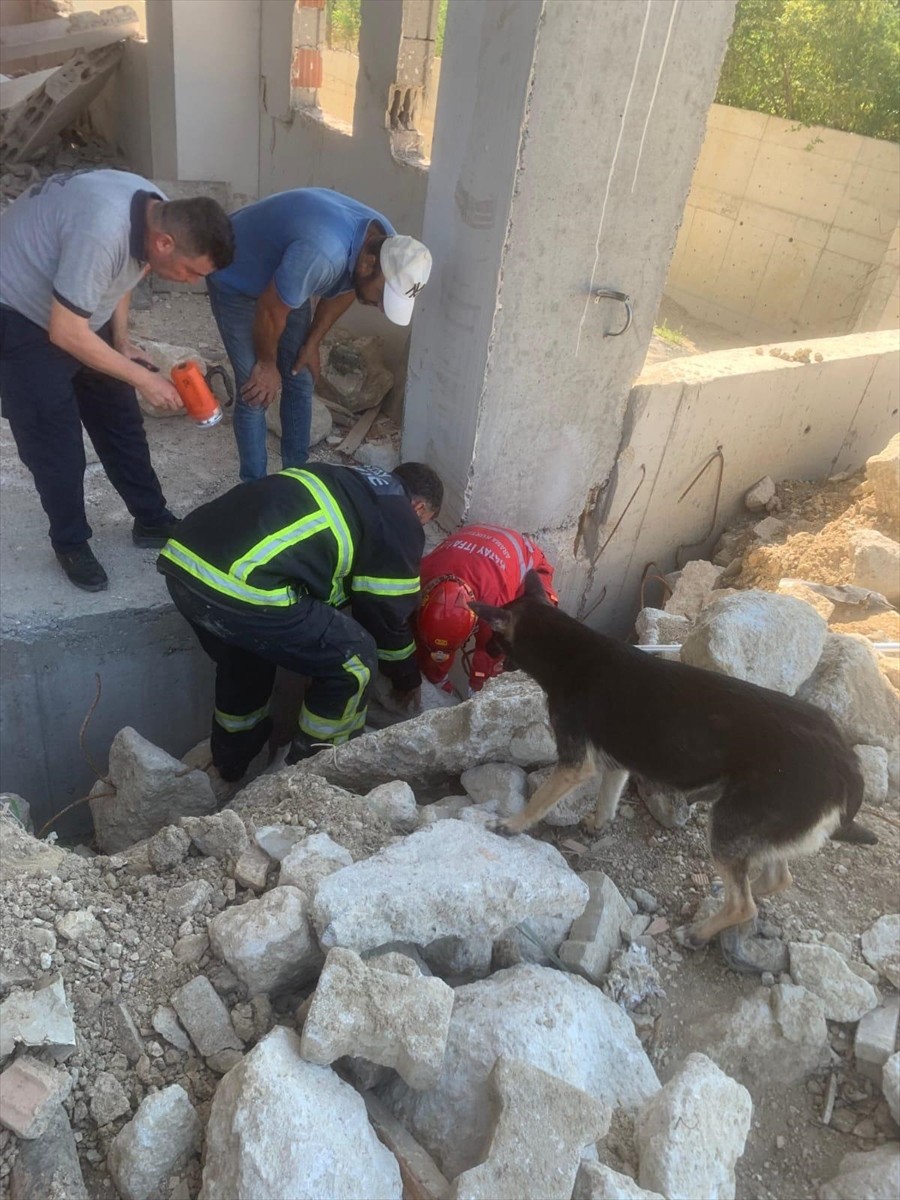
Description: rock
265,392,332,446
151,1006,192,1052
492,915,573,969
0,1056,72,1138
206,1048,243,1075
316,331,394,414
313,820,587,953
253,823,308,861
379,964,659,1179
164,879,213,922
664,561,723,620
173,933,209,965
776,578,836,621
558,871,631,982
855,745,890,807
0,810,66,882
866,432,900,522
884,1052,900,1125
635,608,690,659
691,982,829,1092
789,942,878,1023
300,673,557,792
526,764,598,825
97,1000,144,1064
232,844,271,891
199,1026,401,1199
90,727,215,854
633,888,658,914
460,763,528,817
170,976,243,1056
181,811,249,863
90,1070,130,1126
133,340,204,417
862,914,900,987
744,476,776,512
798,634,900,755
573,1162,663,1199
147,824,191,872
0,977,76,1063
752,516,785,543
300,947,454,1089
819,1144,900,1200
0,792,31,832
637,1053,751,1200
602,943,664,1010
354,440,401,471
851,530,900,606
364,780,419,830
277,832,352,896
209,885,322,993
55,909,100,942
422,935,493,980
451,1056,610,1200
9,1103,88,1200
107,1085,201,1200
856,998,899,1083
680,591,826,695
635,777,692,829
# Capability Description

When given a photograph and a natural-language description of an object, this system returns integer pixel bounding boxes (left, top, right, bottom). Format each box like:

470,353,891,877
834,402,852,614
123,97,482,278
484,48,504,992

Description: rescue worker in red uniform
414,525,557,694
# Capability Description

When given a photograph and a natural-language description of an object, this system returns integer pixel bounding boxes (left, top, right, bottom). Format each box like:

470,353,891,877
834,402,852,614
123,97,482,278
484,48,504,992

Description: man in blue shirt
207,188,432,483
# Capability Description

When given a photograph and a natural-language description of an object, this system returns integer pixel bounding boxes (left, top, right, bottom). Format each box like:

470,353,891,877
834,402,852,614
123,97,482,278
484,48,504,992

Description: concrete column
354,0,404,145
403,0,736,619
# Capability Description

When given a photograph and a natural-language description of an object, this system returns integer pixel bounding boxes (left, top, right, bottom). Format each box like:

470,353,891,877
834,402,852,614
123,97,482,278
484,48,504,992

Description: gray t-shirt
0,169,166,332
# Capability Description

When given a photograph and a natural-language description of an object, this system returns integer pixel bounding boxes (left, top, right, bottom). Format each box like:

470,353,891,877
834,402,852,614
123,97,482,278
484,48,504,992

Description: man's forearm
252,301,289,364
306,291,356,347
109,291,132,351
49,321,150,389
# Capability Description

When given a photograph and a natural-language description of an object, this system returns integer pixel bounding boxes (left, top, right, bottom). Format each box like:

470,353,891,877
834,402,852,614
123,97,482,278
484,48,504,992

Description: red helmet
418,576,477,662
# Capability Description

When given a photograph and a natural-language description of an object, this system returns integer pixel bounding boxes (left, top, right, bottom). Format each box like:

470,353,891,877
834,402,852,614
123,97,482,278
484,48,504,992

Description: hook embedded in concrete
592,288,633,337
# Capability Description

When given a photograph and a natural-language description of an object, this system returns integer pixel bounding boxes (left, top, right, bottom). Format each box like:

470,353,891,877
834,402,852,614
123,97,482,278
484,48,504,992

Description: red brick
292,48,323,90
0,1057,70,1139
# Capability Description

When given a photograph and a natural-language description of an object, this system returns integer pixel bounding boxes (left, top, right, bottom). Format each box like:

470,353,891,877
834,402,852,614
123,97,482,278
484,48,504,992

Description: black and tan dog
472,571,875,964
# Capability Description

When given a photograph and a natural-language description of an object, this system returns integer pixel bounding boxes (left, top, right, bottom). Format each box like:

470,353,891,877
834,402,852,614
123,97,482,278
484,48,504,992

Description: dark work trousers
166,577,378,777
0,306,172,553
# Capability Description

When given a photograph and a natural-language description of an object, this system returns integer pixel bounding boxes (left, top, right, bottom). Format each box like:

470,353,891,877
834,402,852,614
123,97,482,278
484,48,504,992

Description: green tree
325,0,448,56
716,0,900,141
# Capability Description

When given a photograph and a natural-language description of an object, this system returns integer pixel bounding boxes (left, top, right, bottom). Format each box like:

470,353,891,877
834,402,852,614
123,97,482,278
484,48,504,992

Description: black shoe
132,515,179,548
285,732,325,765
55,544,108,592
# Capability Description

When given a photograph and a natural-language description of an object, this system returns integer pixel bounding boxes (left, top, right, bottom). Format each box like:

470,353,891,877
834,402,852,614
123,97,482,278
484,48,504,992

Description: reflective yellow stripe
352,575,420,597
377,642,415,662
231,511,330,582
160,541,297,606
298,653,370,744
281,470,353,604
214,705,269,733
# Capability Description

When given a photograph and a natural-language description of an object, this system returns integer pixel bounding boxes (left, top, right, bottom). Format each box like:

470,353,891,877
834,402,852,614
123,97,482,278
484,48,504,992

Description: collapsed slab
312,820,588,952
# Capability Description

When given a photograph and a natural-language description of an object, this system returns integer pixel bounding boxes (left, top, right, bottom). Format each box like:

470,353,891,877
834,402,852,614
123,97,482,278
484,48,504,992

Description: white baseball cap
380,235,432,326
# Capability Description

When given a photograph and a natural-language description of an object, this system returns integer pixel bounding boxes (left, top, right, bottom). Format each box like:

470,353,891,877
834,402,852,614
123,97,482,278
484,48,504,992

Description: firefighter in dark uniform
157,461,443,781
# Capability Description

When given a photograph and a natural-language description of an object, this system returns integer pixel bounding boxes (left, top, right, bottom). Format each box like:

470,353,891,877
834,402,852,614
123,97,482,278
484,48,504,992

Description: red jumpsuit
417,525,556,692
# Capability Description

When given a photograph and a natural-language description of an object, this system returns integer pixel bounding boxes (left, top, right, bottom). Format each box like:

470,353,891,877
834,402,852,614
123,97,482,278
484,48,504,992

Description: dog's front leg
583,767,630,833
498,756,597,835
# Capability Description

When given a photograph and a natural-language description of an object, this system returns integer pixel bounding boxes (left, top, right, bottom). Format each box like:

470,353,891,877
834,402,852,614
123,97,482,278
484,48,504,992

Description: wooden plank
336,400,383,456
364,1094,451,1200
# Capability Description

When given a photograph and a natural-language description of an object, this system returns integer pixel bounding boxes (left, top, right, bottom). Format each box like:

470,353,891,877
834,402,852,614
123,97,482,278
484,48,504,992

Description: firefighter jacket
157,464,423,691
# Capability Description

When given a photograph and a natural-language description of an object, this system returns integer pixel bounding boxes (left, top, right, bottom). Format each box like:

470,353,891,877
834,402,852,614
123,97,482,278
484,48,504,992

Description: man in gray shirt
0,169,234,591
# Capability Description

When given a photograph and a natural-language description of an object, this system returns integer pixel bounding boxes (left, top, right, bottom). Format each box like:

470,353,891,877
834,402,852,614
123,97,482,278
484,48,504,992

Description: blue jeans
207,279,313,483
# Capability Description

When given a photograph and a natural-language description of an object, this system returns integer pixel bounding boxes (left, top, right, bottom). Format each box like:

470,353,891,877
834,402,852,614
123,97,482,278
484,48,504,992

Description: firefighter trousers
166,578,377,778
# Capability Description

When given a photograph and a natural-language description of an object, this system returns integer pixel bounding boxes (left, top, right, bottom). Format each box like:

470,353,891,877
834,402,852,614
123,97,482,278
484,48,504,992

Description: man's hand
241,360,281,410
114,338,147,364
138,369,182,412
291,339,321,384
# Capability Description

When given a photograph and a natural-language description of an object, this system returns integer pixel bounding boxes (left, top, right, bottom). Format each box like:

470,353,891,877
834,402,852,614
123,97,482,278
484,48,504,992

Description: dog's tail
831,748,878,845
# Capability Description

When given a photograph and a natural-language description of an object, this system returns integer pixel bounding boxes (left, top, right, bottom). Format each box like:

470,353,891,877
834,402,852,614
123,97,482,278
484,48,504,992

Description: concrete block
855,997,900,1082
170,975,243,1057
450,1057,610,1200
0,1056,72,1138
107,1085,201,1200
558,872,632,983
208,885,323,993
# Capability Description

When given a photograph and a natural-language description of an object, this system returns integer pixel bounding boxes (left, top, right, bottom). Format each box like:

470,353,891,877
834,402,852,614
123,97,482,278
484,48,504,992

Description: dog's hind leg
499,753,597,834
678,857,757,948
751,857,793,899
583,767,630,833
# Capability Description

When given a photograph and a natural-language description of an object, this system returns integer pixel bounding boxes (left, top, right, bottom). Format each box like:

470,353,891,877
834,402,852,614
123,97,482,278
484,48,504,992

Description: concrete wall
666,104,900,341
0,608,214,840
595,328,900,634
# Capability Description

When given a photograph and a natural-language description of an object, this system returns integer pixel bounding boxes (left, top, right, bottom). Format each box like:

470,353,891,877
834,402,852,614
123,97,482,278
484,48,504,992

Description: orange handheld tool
170,360,231,428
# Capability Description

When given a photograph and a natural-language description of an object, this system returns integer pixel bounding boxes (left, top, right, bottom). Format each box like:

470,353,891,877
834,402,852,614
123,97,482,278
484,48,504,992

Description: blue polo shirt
210,188,395,309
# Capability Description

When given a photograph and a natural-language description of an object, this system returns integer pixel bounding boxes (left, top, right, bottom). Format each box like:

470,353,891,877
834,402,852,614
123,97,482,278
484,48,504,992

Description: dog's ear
523,569,550,603
470,601,514,638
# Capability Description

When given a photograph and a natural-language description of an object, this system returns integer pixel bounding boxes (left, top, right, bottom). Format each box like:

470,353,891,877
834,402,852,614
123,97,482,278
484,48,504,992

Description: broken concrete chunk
573,1162,664,1200
819,1144,900,1200
208,885,323,993
855,996,900,1084
558,871,632,983
200,1026,401,1199
0,1056,72,1138
0,976,76,1063
363,780,419,830
637,1053,752,1200
277,832,352,896
451,1056,610,1200
300,947,454,1089
164,879,213,922
151,1006,191,1053
0,810,66,882
90,1070,130,1127
170,976,243,1057
850,529,900,607
317,331,394,414
635,777,692,829
854,745,890,807
789,942,878,1023
866,432,900,523
181,811,249,863
635,608,690,658
232,843,272,891
862,914,900,988
744,476,776,512
460,763,528,817
107,1084,201,1200
253,823,308,862
680,591,826,695
379,964,659,1180
798,634,900,755
664,560,723,620
9,1103,88,1200
90,727,215,855
147,824,191,872
55,909,100,943
884,1051,900,1126
312,820,588,953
